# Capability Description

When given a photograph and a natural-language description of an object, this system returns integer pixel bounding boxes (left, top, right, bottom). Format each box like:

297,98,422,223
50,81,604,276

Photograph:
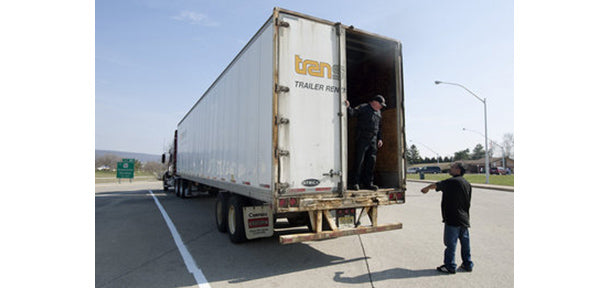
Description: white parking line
148,190,211,288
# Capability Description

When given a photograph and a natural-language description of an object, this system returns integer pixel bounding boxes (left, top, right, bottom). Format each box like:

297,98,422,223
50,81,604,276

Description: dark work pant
350,136,377,186
443,224,474,271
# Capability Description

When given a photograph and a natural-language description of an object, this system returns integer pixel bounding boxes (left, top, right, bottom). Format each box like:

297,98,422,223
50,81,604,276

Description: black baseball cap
372,95,387,107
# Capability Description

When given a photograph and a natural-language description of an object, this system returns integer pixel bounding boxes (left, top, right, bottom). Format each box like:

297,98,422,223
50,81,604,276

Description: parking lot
96,180,513,287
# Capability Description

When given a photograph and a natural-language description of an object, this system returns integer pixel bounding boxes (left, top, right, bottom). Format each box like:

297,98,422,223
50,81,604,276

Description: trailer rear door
276,13,346,194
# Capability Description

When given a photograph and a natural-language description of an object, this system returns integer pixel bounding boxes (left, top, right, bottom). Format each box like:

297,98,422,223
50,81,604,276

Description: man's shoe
349,184,359,191
436,265,456,274
459,264,473,272
363,184,379,191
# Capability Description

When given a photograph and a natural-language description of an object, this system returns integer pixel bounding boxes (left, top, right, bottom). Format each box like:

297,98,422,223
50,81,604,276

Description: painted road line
148,190,211,288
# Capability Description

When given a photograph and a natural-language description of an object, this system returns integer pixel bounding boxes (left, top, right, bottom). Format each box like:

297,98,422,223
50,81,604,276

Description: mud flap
244,205,274,240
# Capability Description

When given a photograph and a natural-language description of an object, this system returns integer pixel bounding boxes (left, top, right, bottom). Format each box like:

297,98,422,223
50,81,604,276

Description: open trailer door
275,11,347,196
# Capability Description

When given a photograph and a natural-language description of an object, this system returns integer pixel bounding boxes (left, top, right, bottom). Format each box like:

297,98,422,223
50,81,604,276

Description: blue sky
96,0,514,158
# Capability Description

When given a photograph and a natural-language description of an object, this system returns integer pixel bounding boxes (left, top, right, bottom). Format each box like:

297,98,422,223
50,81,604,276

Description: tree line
407,133,514,164
406,144,484,164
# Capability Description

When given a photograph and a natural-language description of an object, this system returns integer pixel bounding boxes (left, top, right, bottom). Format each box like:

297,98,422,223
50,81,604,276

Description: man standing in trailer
346,94,385,191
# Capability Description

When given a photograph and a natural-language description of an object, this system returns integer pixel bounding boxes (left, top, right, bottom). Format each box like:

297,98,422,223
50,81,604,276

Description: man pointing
421,162,474,274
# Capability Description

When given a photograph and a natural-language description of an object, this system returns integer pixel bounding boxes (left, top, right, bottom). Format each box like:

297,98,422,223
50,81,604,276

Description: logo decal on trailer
302,178,320,187
294,55,344,80
295,55,332,79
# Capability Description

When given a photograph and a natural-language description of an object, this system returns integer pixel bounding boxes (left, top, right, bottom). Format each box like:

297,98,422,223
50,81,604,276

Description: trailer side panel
177,19,274,202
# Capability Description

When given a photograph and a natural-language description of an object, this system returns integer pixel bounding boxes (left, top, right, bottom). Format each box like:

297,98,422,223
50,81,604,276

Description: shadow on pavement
334,268,444,284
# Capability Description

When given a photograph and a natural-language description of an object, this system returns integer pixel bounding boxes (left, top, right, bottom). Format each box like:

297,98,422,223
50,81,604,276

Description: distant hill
95,150,161,163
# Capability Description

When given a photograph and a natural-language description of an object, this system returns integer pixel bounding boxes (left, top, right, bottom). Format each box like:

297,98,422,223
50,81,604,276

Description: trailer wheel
215,192,228,233
180,180,189,198
183,182,190,198
173,179,180,196
227,195,247,243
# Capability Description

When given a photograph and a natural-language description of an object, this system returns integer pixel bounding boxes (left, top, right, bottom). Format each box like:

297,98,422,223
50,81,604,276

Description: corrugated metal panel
177,19,274,201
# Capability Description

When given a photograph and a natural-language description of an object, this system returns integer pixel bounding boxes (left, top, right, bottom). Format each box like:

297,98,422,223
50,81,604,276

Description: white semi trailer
162,8,407,244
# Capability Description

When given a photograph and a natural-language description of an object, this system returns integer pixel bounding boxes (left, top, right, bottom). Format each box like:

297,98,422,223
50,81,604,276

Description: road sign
117,159,135,179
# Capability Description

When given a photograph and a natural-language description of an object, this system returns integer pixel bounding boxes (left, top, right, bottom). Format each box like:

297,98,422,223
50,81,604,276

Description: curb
407,179,514,192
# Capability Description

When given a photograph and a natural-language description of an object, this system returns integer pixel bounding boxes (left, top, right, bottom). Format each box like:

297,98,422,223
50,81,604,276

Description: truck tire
183,182,190,198
215,192,229,233
227,195,247,243
180,180,189,199
175,179,181,197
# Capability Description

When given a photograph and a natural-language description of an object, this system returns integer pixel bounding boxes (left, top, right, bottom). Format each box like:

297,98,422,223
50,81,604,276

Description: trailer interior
346,30,403,190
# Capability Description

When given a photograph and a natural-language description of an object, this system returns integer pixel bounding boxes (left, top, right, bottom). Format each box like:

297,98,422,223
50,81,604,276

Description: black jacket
347,103,382,141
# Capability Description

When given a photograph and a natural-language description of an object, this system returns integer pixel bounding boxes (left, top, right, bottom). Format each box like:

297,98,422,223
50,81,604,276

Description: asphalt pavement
96,180,513,287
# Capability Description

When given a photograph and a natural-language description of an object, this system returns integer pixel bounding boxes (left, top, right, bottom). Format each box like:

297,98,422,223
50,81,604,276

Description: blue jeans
444,224,474,271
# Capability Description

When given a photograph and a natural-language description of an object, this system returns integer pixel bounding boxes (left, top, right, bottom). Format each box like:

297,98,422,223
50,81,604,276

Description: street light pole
435,81,489,184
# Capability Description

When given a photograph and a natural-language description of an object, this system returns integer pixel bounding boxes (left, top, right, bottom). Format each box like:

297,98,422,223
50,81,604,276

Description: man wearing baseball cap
421,162,474,274
345,94,386,191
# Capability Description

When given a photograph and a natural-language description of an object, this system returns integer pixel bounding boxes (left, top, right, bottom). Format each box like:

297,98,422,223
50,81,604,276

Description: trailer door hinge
276,19,290,28
275,84,290,93
276,149,290,157
275,116,290,125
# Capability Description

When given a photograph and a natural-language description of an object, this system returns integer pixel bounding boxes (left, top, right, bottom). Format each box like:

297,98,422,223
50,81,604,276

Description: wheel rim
228,205,236,234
